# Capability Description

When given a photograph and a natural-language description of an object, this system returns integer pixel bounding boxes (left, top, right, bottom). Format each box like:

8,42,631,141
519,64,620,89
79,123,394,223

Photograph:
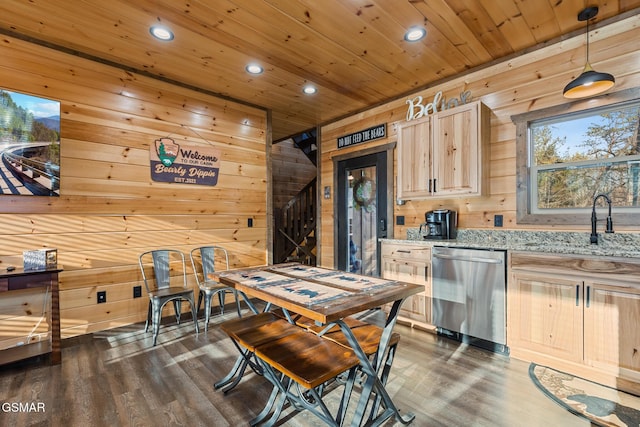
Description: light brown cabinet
380,241,431,327
509,252,640,395
583,280,640,378
396,101,489,200
397,116,431,199
508,271,583,362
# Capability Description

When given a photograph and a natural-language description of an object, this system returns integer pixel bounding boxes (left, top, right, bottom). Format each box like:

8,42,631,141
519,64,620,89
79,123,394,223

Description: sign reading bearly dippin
150,137,221,186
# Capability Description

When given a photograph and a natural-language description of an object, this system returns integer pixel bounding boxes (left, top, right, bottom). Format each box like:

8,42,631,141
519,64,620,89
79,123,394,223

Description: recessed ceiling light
245,64,264,75
303,85,317,95
404,26,426,42
149,25,174,41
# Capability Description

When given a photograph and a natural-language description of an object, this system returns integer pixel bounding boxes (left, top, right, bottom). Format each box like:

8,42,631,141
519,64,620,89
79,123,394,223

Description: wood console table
0,266,62,365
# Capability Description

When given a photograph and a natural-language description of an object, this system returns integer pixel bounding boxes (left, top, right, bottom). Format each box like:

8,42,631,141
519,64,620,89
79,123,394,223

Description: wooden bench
219,312,365,426
220,312,361,388
271,307,401,373
254,327,360,390
216,312,301,393
272,307,369,330
252,327,361,426
218,309,404,426
317,325,401,357
220,312,300,351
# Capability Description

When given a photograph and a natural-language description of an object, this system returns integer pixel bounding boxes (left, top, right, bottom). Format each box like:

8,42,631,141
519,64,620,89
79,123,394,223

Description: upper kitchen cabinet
397,116,432,199
397,101,490,200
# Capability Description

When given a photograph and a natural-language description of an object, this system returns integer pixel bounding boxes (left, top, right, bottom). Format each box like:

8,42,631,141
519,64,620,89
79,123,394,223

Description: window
513,88,640,226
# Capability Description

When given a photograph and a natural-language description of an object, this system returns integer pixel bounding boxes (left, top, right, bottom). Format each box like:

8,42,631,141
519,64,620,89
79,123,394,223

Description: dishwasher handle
432,253,503,264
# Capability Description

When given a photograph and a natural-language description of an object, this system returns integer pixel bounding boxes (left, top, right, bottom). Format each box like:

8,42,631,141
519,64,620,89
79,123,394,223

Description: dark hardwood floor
0,308,590,427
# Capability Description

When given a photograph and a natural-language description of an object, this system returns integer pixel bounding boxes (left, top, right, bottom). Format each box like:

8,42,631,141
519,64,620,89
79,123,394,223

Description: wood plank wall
0,35,268,340
272,140,316,210
319,14,640,268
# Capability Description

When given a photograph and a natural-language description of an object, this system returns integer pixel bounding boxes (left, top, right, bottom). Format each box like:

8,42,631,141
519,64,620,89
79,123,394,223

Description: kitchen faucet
590,193,614,244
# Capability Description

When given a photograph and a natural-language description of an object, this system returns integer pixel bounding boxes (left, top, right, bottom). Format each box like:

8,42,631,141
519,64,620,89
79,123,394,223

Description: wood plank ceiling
0,0,638,141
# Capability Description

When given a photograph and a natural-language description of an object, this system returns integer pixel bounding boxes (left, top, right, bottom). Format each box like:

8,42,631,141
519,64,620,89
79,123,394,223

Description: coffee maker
419,209,457,240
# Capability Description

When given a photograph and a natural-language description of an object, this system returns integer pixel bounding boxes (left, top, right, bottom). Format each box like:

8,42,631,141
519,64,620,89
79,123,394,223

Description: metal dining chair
138,249,199,346
189,246,241,331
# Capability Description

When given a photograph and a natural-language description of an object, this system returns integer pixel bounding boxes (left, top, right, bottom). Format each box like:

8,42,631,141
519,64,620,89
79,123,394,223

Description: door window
348,167,377,275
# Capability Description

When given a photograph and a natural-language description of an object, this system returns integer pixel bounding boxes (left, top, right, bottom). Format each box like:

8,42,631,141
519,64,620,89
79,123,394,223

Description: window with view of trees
531,102,640,212
513,88,640,226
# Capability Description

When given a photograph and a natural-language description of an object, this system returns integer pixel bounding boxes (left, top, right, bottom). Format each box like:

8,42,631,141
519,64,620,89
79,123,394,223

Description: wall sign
337,124,386,149
150,137,221,186
406,90,472,121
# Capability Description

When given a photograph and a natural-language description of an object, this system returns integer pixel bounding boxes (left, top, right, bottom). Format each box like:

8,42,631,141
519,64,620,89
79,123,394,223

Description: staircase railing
274,177,317,264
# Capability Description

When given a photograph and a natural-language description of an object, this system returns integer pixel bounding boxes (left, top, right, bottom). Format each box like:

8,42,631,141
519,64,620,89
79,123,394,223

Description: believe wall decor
0,88,61,196
150,137,221,186
406,90,472,121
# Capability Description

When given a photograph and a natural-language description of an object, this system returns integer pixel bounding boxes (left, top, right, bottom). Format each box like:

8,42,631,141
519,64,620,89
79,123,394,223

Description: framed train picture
0,88,60,196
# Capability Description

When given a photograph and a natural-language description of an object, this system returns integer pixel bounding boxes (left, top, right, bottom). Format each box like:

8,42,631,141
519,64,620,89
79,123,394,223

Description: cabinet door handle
586,285,590,308
576,284,580,307
433,178,437,193
424,266,428,280
428,179,432,193
397,250,411,253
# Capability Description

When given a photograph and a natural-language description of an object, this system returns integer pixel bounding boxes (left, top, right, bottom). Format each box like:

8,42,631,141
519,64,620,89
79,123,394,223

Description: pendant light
563,6,615,99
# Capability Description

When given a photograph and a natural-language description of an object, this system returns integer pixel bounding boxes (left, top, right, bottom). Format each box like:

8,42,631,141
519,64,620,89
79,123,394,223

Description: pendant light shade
563,64,615,98
563,6,615,99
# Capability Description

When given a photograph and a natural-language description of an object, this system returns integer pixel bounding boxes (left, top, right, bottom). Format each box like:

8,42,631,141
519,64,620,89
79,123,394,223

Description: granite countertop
381,229,640,258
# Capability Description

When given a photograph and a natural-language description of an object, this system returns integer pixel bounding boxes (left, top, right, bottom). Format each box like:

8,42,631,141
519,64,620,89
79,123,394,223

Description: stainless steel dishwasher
431,246,508,353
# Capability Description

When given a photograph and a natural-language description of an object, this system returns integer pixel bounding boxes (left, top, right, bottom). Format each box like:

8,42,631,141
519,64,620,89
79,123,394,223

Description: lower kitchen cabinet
508,272,583,363
509,251,640,395
380,241,432,327
583,280,640,377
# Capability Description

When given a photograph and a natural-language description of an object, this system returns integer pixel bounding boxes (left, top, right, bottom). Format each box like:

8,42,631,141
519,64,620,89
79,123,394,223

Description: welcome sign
150,137,221,186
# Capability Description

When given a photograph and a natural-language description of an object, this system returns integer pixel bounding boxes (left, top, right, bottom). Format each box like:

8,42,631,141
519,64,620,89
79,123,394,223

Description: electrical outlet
494,214,504,227
133,285,142,298
396,215,405,225
97,290,107,304
248,218,253,227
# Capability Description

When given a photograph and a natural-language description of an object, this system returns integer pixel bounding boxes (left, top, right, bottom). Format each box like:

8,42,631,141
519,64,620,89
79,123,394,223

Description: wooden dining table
211,262,424,426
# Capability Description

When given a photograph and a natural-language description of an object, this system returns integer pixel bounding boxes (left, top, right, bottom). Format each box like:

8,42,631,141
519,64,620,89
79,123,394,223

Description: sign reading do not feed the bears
337,124,386,149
